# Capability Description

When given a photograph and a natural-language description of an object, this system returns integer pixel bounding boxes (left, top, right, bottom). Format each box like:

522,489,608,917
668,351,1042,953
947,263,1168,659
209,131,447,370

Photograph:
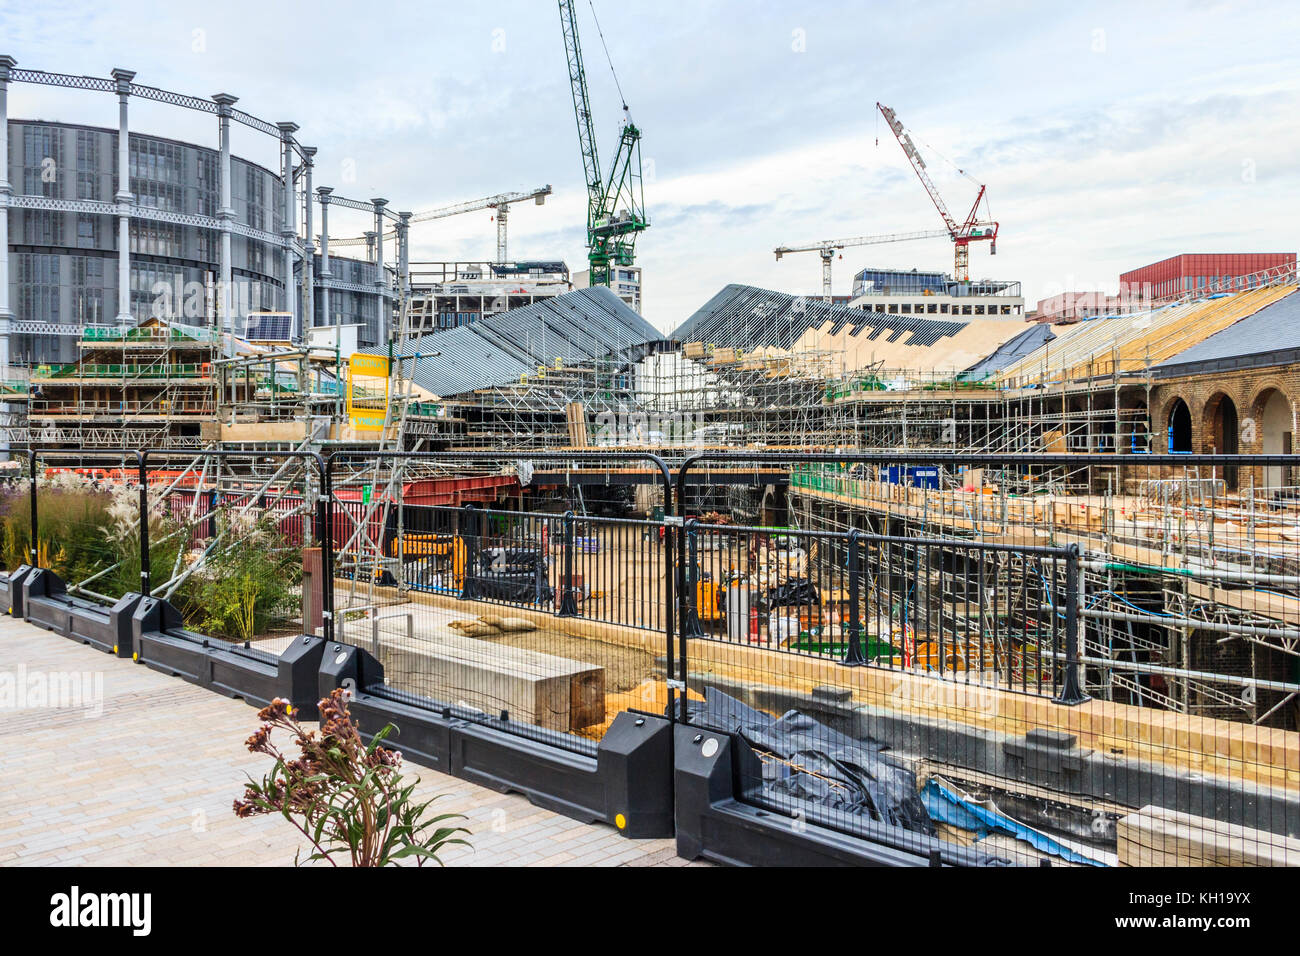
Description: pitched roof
1151,289,1300,377
962,322,1058,378
400,286,666,398
671,283,995,351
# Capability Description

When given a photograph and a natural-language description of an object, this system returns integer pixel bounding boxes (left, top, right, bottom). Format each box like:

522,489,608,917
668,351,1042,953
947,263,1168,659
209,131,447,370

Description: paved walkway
0,616,696,867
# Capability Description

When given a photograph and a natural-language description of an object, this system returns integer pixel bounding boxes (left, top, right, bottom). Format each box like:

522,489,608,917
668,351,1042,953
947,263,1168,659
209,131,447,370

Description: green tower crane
558,0,649,290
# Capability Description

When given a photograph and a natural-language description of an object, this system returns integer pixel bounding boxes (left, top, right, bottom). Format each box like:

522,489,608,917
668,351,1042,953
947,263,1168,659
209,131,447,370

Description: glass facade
5,120,288,363
852,267,1022,299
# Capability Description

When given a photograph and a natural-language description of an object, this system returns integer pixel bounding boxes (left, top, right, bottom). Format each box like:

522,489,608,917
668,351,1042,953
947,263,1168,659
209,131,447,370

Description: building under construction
326,266,1300,736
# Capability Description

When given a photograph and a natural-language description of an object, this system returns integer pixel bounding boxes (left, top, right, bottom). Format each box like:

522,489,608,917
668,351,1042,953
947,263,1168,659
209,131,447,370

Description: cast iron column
111,67,136,323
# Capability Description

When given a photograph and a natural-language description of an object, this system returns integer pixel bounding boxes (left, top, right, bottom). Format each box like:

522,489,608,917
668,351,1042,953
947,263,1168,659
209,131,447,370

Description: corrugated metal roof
670,283,971,350
400,286,666,398
1151,289,1300,377
962,323,1058,377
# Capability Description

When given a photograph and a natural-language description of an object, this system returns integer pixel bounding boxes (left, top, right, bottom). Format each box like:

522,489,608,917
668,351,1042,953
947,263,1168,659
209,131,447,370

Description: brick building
1034,290,1140,324
1149,289,1300,489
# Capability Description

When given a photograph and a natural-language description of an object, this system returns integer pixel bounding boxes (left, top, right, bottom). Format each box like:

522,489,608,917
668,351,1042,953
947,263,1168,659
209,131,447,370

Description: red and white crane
876,102,998,282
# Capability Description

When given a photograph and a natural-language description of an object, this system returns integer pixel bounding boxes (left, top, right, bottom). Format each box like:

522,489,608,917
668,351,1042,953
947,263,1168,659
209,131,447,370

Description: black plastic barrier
132,595,325,717
2,565,35,617
672,725,1005,867
19,568,144,657
318,640,675,839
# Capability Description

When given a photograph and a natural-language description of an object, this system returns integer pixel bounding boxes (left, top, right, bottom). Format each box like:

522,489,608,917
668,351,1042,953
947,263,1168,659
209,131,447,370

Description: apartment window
900,303,911,314
22,127,65,198
22,210,64,246
244,166,267,231
974,305,985,315
195,153,218,217
75,130,101,200
962,305,972,315
940,304,949,314
76,215,98,249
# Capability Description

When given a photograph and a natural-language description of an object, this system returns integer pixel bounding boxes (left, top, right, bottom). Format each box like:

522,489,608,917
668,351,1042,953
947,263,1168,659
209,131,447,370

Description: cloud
2,0,1296,333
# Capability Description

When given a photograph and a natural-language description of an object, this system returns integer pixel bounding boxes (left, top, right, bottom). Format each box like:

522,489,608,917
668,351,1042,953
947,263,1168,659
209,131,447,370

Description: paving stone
0,618,708,867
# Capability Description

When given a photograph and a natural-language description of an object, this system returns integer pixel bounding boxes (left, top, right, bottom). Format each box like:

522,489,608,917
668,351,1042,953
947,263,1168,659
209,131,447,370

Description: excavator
385,532,553,605
387,533,468,591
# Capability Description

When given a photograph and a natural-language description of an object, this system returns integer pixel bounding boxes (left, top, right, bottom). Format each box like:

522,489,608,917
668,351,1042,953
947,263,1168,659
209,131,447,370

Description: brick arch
1248,379,1294,427
1160,393,1194,453
1248,385,1295,487
1203,389,1242,489
1201,389,1244,438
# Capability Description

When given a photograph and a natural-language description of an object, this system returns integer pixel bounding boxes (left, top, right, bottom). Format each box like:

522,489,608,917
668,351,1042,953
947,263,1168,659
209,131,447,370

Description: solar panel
244,312,294,341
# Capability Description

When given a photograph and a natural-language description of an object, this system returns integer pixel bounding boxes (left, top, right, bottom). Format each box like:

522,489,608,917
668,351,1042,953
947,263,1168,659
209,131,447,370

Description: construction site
1,2,1298,871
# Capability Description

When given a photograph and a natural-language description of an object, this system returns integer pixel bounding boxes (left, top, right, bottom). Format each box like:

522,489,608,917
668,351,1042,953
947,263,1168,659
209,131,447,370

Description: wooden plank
1187,580,1300,625
1118,804,1300,866
373,623,605,733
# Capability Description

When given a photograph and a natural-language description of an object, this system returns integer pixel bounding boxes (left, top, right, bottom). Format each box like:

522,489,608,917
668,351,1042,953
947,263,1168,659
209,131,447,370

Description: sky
3,0,1298,332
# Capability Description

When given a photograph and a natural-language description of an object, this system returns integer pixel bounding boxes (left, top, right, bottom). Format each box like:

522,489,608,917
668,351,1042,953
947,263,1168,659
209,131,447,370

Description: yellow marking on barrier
615,813,626,830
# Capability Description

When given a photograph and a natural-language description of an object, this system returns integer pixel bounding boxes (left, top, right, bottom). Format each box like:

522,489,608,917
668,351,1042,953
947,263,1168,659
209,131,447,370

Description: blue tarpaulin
922,778,1109,866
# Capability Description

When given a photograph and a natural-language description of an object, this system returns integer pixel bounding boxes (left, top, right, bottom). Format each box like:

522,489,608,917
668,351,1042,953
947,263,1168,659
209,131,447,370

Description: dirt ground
489,625,656,695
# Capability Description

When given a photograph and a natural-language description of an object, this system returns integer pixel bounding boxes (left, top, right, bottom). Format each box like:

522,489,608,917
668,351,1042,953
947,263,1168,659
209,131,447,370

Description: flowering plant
234,689,470,866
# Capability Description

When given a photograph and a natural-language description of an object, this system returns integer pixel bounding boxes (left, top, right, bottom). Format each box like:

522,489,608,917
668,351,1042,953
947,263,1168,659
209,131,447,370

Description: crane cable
886,106,992,224
587,0,631,120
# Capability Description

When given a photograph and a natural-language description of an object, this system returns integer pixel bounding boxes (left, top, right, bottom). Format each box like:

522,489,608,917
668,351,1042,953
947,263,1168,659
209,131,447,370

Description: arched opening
1255,388,1293,490
1167,399,1192,453
1205,393,1239,490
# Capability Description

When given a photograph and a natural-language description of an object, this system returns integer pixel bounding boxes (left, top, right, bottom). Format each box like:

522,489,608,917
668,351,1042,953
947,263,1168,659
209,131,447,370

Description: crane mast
559,0,649,291
560,0,602,216
876,102,998,281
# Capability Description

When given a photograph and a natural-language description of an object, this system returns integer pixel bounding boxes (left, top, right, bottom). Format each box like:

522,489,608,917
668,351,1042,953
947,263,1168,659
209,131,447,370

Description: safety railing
670,451,1300,866
6,447,1297,866
320,450,675,755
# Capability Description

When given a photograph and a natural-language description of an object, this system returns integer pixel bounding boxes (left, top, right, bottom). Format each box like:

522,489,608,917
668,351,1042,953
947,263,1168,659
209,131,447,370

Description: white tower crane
774,229,955,302
329,185,552,263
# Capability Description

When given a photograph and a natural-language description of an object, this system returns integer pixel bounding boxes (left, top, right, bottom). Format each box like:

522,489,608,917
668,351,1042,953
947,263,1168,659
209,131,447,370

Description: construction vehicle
876,102,998,281
395,532,468,592
379,532,553,605
558,0,649,288
696,570,726,624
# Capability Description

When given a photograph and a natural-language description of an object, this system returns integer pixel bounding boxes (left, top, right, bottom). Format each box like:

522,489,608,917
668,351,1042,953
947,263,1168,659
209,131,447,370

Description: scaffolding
24,321,220,449
787,461,1300,729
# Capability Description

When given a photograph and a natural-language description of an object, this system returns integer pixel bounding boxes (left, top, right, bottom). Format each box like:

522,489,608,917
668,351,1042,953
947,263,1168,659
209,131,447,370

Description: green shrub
0,481,114,583
194,510,302,641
